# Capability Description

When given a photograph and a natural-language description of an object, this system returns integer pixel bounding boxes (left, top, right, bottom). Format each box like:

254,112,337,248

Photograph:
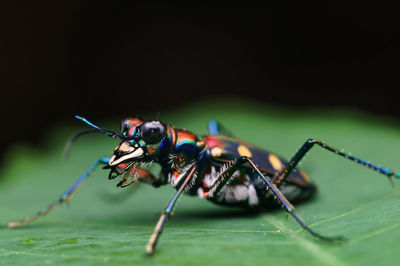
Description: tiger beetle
6,115,400,255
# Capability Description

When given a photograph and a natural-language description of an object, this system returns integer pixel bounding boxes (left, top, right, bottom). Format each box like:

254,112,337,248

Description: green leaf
1,99,400,265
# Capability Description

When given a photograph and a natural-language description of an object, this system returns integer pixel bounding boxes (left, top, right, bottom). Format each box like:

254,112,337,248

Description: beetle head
73,116,172,181
109,118,168,167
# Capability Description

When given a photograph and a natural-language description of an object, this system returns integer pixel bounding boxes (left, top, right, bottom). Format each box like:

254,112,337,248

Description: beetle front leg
146,165,197,255
134,168,169,188
6,157,109,228
113,164,166,188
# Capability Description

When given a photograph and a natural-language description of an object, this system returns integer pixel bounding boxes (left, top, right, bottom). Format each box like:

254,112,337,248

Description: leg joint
238,156,250,164
306,138,317,144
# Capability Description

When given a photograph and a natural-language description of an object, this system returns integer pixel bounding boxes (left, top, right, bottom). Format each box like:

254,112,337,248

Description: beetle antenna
75,115,128,139
63,129,99,160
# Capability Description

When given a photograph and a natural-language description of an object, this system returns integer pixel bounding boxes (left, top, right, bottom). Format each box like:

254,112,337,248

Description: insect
6,116,400,255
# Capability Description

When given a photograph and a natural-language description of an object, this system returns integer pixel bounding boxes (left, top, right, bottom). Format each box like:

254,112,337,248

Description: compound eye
140,121,166,144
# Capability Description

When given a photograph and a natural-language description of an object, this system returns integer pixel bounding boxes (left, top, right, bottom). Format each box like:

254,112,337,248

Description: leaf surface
1,100,400,266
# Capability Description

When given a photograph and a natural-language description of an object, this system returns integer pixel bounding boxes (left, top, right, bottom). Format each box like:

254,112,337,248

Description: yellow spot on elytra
269,154,283,170
211,147,223,157
237,145,252,157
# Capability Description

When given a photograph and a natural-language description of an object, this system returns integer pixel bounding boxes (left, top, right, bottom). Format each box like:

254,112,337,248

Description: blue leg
208,120,233,136
273,139,400,186
7,157,109,228
208,120,220,135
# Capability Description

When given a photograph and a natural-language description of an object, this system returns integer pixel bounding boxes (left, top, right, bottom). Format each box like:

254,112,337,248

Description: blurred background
1,2,398,160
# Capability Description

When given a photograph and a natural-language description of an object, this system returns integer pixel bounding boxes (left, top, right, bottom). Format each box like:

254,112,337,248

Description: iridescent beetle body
166,133,315,208
7,116,400,255
198,134,315,207
109,118,314,209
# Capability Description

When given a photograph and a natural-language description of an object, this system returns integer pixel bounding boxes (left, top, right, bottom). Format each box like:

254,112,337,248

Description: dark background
1,2,398,158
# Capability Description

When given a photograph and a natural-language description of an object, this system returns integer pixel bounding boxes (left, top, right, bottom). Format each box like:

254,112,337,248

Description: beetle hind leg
257,181,317,208
207,156,344,242
273,138,400,187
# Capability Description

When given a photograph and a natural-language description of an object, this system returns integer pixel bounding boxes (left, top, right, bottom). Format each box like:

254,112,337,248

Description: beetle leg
118,163,142,187
208,120,234,136
207,160,273,199
146,164,197,255
118,164,169,188
99,168,168,205
209,157,344,242
6,157,110,228
273,138,400,186
137,169,166,188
